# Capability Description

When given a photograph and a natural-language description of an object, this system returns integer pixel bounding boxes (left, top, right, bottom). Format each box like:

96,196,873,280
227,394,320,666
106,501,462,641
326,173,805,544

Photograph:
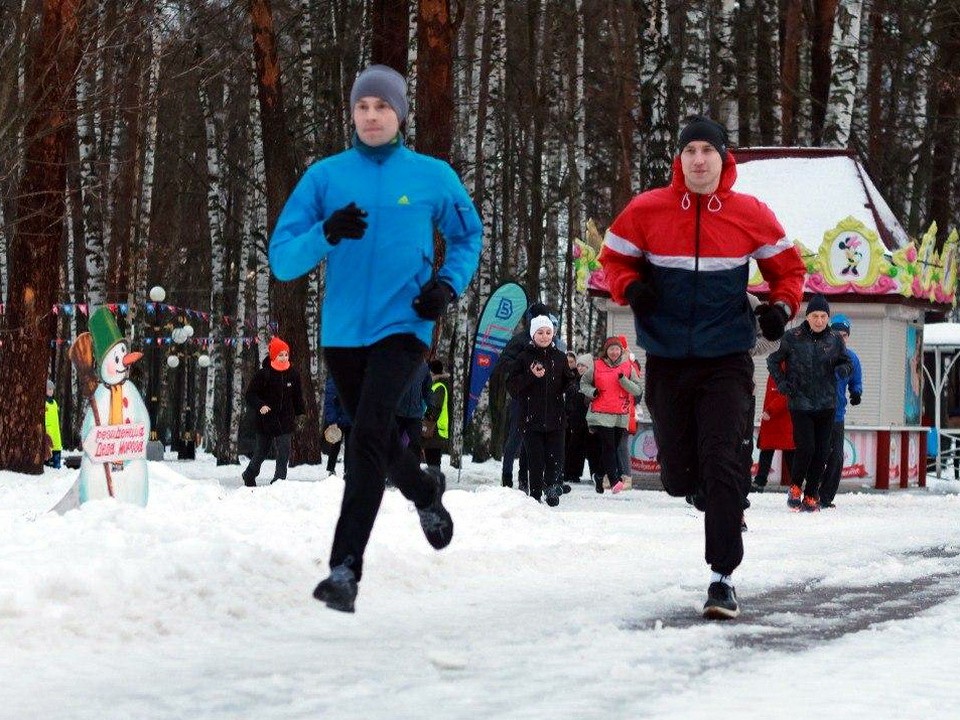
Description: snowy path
2,455,959,719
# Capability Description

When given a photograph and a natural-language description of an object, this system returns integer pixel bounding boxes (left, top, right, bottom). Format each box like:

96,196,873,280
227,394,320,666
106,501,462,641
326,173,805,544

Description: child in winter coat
44,379,62,469
580,337,644,494
507,316,577,506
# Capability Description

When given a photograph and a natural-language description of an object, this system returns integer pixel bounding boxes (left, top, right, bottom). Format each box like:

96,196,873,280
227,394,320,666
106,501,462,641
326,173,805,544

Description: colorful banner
463,281,528,427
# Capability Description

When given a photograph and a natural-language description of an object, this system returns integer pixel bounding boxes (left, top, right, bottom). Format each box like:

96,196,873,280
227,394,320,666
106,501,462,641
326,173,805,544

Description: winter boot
786,484,802,509
312,565,358,613
416,467,454,549
544,483,562,507
242,475,256,488
702,581,739,620
501,475,513,488
593,473,605,494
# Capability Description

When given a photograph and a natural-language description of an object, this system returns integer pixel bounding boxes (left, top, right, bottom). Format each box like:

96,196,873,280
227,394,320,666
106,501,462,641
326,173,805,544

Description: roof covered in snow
923,323,960,349
734,148,911,252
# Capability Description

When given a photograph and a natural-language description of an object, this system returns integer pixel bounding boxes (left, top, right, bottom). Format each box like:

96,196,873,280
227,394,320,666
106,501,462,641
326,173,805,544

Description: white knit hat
529,315,554,338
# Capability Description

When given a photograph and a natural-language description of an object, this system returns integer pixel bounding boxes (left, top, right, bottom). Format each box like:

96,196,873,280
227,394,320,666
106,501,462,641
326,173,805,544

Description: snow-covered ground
3,452,960,720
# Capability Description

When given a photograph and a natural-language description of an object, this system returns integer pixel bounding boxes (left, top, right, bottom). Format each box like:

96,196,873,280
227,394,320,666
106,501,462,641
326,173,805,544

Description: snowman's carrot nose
122,351,143,366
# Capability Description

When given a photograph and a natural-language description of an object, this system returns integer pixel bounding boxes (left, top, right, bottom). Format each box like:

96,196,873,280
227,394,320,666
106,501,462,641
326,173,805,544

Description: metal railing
927,428,960,480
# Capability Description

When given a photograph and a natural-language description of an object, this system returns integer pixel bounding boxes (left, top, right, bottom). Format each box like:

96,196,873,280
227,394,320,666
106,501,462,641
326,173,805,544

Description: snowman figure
76,307,151,506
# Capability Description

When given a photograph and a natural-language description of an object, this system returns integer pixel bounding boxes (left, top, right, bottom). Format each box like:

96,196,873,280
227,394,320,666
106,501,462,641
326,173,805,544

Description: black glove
850,392,861,406
624,280,657,316
323,202,368,245
755,302,789,341
413,278,455,320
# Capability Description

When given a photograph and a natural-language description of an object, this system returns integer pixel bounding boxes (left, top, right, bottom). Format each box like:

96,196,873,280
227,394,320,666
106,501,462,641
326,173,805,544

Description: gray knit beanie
350,65,408,123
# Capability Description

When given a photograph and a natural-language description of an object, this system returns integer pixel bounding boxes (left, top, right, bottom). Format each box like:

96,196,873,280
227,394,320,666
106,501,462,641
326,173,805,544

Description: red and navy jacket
599,153,806,359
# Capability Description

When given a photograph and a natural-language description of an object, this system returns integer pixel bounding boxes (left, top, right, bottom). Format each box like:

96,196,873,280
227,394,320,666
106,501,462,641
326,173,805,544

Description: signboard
82,422,148,464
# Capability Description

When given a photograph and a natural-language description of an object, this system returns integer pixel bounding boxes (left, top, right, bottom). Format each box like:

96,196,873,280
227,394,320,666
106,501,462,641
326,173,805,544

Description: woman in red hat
242,336,305,486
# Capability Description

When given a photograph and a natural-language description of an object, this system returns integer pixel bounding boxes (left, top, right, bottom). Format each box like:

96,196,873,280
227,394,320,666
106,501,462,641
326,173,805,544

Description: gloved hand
850,392,861,406
592,388,601,398
323,202,368,245
624,280,656,316
755,302,789,341
413,278,455,320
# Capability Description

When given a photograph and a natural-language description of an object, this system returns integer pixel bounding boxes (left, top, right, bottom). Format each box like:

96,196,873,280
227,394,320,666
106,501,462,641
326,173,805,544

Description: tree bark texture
250,0,322,465
0,0,83,473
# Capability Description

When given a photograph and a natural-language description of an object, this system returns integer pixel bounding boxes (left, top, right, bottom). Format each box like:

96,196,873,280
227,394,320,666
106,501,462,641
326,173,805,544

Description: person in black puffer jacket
506,316,577,506
242,336,306,487
767,294,852,511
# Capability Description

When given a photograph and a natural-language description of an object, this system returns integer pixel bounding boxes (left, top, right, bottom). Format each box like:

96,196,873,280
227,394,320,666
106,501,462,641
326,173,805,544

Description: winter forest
0,0,957,475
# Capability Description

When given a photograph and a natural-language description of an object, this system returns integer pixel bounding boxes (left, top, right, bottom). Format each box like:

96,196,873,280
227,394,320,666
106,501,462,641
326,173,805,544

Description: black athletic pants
789,408,835,500
324,334,435,581
644,352,753,576
818,420,845,505
521,428,564,500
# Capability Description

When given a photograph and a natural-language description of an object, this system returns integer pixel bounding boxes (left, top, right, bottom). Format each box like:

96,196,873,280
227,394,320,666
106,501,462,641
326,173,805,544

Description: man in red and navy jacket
599,115,806,620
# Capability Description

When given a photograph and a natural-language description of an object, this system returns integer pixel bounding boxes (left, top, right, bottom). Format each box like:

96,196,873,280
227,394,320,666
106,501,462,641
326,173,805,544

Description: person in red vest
579,337,643,494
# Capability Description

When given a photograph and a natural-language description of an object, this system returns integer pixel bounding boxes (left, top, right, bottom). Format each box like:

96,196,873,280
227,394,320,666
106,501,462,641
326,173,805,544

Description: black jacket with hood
245,357,306,436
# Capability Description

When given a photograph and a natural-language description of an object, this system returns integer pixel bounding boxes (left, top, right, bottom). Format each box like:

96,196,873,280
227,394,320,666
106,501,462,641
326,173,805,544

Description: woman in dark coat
242,336,306,486
507,316,577,505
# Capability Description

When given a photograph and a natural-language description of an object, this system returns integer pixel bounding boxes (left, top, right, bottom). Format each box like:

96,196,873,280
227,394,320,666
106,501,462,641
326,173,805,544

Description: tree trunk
780,0,803,145
249,0,322,465
927,0,960,247
808,0,839,145
0,0,82,473
371,0,410,72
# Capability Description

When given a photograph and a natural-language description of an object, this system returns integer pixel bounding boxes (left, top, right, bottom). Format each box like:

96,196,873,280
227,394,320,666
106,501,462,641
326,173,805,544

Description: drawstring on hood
680,191,723,213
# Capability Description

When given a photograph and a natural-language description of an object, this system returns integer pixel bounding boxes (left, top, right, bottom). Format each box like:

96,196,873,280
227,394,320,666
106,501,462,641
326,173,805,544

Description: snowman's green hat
89,307,125,367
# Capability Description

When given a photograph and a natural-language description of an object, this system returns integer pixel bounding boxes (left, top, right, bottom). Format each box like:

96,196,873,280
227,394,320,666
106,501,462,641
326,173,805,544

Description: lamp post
146,285,166,461
169,323,197,460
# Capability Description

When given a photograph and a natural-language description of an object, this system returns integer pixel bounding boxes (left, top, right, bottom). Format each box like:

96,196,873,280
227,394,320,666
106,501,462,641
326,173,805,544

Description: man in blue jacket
819,314,863,508
269,64,483,613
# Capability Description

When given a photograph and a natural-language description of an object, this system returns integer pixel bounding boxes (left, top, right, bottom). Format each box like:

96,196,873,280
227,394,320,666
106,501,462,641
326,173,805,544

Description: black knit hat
678,115,728,160
805,293,831,316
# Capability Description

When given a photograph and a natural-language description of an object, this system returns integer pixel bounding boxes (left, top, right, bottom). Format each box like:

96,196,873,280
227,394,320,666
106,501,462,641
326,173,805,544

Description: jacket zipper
689,194,702,355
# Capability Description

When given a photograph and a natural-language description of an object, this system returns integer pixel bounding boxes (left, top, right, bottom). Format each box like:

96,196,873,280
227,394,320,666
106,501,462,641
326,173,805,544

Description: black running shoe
416,467,454,549
593,473,604,494
313,565,358,613
703,581,739,620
